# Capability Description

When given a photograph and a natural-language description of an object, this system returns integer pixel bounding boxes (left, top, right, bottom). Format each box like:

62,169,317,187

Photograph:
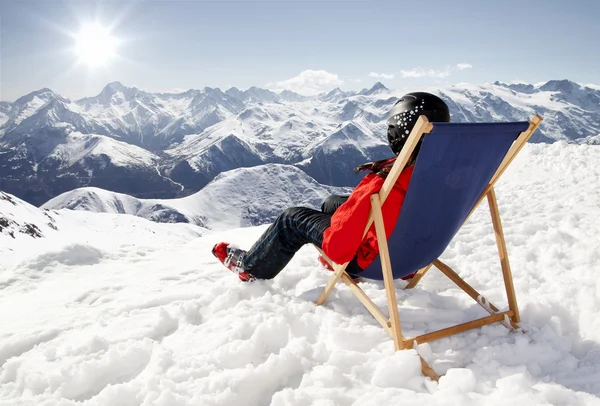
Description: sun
74,24,118,67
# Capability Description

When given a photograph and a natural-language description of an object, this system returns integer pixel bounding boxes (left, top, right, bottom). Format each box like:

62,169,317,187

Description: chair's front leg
314,247,350,305
371,194,406,351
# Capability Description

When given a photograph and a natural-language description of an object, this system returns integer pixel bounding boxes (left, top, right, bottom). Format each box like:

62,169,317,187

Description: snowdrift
1,142,600,405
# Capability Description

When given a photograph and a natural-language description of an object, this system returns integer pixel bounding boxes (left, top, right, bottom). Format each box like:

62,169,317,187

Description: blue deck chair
315,115,543,380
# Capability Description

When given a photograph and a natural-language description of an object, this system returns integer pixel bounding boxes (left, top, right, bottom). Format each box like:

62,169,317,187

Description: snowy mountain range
1,79,599,207
42,164,351,230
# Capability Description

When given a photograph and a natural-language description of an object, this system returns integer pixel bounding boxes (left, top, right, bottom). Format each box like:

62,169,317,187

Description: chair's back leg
404,264,433,290
487,187,521,324
370,194,406,350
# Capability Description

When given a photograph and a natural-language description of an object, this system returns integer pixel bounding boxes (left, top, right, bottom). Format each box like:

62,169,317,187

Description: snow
318,121,384,155
57,84,245,151
12,95,50,126
48,132,158,169
0,192,58,247
43,164,352,230
443,83,566,113
170,101,341,164
2,142,600,404
88,136,157,167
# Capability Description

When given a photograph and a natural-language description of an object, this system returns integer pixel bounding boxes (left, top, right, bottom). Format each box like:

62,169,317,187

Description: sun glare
74,24,118,67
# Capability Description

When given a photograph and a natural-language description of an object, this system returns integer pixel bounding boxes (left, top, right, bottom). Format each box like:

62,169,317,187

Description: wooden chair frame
315,114,543,381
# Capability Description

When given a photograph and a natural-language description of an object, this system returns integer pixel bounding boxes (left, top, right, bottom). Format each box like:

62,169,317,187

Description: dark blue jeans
243,195,362,279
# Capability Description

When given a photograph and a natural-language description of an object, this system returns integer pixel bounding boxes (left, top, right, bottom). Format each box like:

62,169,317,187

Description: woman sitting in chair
212,92,450,282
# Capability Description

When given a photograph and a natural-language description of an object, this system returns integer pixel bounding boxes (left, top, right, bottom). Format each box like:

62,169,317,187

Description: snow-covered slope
0,191,58,245
43,164,352,229
1,142,600,405
0,130,180,207
47,132,158,169
0,191,203,261
2,79,599,206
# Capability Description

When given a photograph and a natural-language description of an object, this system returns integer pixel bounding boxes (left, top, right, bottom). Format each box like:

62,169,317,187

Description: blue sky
1,0,599,101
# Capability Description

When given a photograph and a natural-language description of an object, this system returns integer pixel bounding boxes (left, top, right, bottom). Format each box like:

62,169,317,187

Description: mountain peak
181,88,200,96
225,87,244,99
95,81,138,104
278,89,307,102
14,88,57,105
494,81,536,94
371,82,388,91
326,87,343,96
202,87,227,98
32,87,55,96
319,87,348,101
239,87,280,102
359,82,389,96
103,81,130,92
539,79,580,92
99,81,135,95
246,86,278,96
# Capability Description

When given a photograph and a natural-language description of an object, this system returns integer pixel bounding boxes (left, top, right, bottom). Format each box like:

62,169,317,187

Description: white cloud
399,63,473,78
267,70,343,96
400,68,451,78
369,72,394,79
584,83,600,90
165,88,186,94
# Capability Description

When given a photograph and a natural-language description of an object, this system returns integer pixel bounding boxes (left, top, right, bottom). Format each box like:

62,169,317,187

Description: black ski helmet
387,92,450,155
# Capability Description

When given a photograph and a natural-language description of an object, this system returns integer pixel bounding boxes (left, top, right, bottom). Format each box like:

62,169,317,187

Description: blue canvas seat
314,115,543,381
363,121,530,280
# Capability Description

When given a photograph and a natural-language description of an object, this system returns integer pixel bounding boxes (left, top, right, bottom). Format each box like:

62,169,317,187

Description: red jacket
322,165,414,270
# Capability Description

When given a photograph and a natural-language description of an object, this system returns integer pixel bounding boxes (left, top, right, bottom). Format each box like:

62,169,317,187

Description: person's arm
322,166,414,267
321,173,384,264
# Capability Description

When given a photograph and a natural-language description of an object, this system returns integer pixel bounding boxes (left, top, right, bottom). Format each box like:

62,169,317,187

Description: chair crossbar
404,311,514,346
433,258,519,330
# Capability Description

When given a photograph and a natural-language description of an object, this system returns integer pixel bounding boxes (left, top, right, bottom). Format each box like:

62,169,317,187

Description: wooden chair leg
404,264,433,289
340,273,392,334
420,356,439,382
487,188,521,324
315,248,350,306
371,194,406,350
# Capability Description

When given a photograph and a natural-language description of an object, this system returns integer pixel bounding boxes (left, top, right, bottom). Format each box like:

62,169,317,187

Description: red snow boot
212,242,255,282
